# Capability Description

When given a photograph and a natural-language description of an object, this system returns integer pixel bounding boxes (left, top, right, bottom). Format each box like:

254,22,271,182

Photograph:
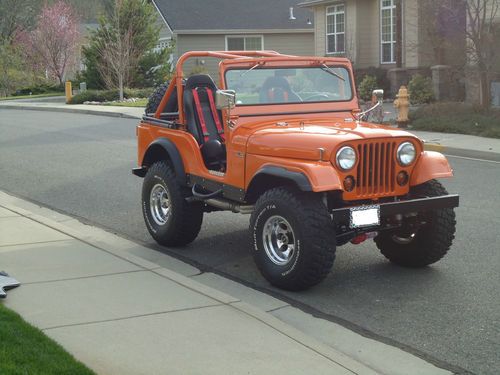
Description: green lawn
102,98,147,107
0,304,95,375
0,93,64,101
410,102,500,138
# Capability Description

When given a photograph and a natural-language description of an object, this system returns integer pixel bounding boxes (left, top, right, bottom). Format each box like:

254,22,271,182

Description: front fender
245,155,343,193
410,151,453,186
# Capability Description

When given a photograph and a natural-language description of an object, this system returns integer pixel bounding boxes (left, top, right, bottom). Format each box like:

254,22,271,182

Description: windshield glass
225,66,352,106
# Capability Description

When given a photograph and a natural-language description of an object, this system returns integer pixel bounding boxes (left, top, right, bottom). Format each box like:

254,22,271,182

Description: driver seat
183,75,226,171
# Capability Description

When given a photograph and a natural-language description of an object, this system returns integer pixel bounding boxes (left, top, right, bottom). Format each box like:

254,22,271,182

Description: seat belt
192,88,210,143
205,88,225,141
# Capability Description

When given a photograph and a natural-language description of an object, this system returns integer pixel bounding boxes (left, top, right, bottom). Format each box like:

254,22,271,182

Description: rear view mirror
216,90,236,110
372,89,384,103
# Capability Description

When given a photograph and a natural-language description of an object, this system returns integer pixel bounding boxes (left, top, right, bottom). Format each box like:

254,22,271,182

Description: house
152,0,314,80
298,0,467,96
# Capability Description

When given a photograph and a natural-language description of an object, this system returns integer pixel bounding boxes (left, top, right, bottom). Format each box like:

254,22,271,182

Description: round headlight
397,142,416,166
336,146,357,170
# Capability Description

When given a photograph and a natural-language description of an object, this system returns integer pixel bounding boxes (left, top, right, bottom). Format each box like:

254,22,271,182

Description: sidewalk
1,99,499,161
0,191,454,375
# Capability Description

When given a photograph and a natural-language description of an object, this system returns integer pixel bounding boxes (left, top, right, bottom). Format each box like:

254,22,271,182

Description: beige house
152,0,315,81
298,0,435,69
298,0,469,96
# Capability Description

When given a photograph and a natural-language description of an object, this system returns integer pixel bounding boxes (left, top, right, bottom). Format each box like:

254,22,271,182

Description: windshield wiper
240,62,263,77
321,64,345,81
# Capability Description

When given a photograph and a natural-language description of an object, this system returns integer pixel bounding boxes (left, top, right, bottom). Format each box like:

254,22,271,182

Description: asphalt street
0,109,499,375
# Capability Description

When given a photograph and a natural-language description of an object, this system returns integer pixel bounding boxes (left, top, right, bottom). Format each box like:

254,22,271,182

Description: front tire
142,161,203,246
374,180,456,267
250,188,336,291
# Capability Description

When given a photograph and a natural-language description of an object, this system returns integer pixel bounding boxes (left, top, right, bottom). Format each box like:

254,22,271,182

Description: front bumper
331,194,459,228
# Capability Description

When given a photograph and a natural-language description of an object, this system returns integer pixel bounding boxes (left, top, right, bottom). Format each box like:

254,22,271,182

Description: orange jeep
133,51,459,291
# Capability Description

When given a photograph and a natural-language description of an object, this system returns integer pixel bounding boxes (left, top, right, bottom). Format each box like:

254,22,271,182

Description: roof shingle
153,0,313,31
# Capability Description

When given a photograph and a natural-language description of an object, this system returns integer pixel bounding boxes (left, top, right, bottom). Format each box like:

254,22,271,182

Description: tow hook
350,232,378,245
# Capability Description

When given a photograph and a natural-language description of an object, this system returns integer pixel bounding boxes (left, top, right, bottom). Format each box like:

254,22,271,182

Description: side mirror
215,90,236,110
372,89,384,103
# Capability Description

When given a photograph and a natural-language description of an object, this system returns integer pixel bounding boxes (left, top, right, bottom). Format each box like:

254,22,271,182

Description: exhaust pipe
204,198,254,214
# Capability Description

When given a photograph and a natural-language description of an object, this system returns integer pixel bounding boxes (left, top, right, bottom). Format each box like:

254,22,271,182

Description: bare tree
466,0,500,108
89,0,159,100
96,26,139,100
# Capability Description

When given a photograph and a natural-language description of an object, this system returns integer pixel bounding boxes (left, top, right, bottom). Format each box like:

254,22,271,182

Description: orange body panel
136,51,453,202
410,151,453,186
245,154,342,192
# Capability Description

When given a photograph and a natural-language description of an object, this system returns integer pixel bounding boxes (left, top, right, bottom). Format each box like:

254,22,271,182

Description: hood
246,119,419,161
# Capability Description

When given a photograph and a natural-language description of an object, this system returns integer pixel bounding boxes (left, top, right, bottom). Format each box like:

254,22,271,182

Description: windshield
225,66,353,106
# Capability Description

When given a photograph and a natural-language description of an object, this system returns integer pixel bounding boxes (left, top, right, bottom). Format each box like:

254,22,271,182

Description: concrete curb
0,104,142,120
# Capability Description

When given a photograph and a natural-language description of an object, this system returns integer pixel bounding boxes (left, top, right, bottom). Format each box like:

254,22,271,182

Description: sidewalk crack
42,304,223,331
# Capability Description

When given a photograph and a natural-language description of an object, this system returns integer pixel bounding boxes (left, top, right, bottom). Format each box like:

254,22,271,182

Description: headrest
185,74,217,90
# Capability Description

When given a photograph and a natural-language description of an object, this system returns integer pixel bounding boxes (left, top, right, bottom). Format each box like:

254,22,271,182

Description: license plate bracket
349,205,380,229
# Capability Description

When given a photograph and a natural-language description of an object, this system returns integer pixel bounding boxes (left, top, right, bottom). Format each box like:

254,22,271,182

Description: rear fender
410,151,453,186
138,138,186,185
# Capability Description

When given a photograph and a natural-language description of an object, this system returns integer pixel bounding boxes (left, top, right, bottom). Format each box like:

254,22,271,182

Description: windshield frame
223,64,355,107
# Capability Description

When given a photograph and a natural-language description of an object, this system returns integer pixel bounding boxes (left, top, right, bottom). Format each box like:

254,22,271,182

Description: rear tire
250,188,336,291
142,161,203,246
374,180,456,267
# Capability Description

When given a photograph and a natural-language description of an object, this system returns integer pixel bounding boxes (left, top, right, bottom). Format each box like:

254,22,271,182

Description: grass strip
0,304,95,375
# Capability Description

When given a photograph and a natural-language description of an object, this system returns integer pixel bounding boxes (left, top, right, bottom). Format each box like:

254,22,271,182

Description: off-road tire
145,82,169,115
374,180,456,267
250,187,336,291
142,161,203,246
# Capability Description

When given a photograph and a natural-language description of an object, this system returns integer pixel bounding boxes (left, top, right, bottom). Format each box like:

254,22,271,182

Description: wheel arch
135,138,186,185
245,166,312,203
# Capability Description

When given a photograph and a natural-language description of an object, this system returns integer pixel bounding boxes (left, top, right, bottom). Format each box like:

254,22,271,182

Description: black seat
183,75,226,170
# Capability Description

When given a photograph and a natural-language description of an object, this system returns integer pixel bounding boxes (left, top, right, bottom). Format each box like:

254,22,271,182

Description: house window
380,0,396,63
154,38,170,52
326,4,345,54
226,36,263,51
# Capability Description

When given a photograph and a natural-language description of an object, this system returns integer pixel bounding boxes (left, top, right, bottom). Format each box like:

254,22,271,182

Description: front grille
355,141,396,197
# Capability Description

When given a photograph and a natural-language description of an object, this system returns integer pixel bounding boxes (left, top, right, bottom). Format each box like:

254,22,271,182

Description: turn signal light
397,171,409,186
344,176,355,192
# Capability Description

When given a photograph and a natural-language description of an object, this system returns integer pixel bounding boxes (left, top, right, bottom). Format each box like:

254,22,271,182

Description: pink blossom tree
23,1,81,85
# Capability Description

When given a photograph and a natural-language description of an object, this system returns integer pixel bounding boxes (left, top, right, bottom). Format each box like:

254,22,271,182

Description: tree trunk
479,71,491,110
118,74,124,101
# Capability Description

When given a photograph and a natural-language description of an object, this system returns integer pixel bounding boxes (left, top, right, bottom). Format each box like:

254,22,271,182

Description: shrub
358,75,378,101
123,88,154,99
354,67,390,95
69,90,110,104
69,88,155,104
408,74,434,104
13,83,64,96
409,102,500,138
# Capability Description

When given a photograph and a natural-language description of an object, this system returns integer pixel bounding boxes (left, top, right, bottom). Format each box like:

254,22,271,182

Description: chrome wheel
262,215,296,266
150,184,170,225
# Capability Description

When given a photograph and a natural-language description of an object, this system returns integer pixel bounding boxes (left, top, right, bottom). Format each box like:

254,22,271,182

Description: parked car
133,51,459,291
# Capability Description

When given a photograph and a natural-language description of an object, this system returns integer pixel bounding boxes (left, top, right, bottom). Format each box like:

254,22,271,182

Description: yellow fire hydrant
394,86,410,128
